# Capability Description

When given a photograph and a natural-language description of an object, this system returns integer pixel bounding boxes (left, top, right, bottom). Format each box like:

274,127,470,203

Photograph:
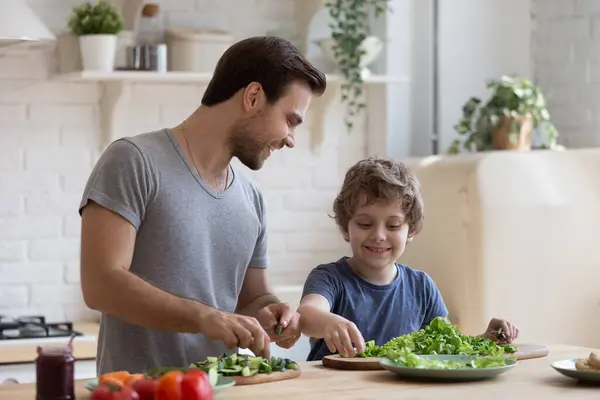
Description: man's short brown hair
332,157,424,238
202,36,327,106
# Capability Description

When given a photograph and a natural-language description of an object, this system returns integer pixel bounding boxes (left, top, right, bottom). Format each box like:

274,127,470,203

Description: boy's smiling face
345,198,412,271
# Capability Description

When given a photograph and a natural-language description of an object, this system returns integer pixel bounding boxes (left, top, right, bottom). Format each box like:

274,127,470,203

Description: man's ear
243,82,265,112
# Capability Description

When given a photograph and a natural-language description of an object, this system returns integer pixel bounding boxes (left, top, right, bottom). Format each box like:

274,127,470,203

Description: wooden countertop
0,322,99,365
1,345,599,399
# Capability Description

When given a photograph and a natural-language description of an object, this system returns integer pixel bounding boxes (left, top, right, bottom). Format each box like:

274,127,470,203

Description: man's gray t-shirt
78,128,269,374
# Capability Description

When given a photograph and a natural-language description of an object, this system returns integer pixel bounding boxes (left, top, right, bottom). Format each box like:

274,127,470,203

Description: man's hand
480,317,519,344
256,302,301,349
200,309,271,358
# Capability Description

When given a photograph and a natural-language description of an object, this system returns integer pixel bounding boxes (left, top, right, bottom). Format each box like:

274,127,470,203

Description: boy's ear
342,230,350,242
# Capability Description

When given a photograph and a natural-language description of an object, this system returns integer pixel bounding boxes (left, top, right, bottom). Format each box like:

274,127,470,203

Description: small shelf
51,71,410,151
53,70,409,84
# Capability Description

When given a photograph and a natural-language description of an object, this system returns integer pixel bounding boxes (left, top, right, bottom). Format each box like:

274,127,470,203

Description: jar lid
142,3,160,17
37,345,73,356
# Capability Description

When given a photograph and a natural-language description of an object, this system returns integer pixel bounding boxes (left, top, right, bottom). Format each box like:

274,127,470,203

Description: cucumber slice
247,357,263,368
208,367,219,386
187,353,299,378
219,365,243,375
285,362,299,370
259,361,272,373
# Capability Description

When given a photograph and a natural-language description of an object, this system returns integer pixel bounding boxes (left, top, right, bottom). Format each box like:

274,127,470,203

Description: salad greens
352,317,517,358
386,349,514,369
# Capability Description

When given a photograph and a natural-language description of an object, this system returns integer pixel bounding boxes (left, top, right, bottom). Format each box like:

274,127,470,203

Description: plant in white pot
68,0,124,72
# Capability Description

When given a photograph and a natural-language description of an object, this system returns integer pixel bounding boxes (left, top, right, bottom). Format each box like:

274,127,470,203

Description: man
78,36,327,374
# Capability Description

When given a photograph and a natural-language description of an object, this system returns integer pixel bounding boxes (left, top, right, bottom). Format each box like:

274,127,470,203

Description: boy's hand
256,302,301,349
481,318,519,344
323,315,366,357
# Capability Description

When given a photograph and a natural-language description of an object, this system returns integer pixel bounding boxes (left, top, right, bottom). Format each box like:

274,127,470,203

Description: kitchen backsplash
0,0,363,322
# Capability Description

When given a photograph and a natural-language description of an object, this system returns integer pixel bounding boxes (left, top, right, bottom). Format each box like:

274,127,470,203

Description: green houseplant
68,0,124,72
446,75,562,154
323,0,391,132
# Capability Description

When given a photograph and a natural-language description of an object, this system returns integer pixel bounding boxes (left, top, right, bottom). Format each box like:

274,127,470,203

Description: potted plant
446,75,562,154
68,0,124,72
320,0,391,132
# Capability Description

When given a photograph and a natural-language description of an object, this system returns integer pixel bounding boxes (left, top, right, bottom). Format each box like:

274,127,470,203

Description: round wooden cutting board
510,343,549,360
321,344,550,370
230,369,301,385
322,355,385,370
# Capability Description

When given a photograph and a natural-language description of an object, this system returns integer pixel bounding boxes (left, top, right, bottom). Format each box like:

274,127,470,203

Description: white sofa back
401,149,600,348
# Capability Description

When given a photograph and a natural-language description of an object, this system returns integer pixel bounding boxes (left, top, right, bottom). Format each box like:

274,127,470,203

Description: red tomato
181,370,213,400
155,370,183,400
130,377,159,400
91,383,140,400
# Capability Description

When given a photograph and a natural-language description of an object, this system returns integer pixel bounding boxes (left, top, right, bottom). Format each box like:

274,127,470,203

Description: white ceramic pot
78,34,117,72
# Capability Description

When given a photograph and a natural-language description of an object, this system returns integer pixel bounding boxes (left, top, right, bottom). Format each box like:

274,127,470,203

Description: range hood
0,0,56,46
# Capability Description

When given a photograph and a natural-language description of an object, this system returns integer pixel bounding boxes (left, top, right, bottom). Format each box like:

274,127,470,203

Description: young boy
297,157,519,361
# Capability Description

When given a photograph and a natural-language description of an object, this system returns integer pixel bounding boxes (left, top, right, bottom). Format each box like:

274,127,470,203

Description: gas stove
0,315,83,341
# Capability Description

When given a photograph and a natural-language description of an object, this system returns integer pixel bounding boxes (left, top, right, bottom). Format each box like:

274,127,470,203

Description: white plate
379,355,517,382
551,359,600,383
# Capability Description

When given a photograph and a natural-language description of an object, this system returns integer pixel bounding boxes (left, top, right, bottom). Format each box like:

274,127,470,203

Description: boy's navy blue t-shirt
302,257,449,361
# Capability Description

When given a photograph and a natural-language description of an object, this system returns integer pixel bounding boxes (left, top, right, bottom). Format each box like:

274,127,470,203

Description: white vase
79,34,117,72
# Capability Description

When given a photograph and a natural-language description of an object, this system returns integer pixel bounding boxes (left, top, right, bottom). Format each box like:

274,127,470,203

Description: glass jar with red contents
35,336,75,400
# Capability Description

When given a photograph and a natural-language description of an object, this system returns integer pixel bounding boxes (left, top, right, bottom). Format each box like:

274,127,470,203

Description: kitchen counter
1,345,598,399
0,322,99,365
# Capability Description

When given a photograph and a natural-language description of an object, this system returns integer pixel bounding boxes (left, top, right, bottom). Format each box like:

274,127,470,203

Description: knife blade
275,322,284,336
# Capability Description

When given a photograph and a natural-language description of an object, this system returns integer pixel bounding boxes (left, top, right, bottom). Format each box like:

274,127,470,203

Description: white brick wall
0,0,362,322
532,0,600,147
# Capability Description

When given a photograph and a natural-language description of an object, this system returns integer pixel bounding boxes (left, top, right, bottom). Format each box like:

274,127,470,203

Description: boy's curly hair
332,157,424,238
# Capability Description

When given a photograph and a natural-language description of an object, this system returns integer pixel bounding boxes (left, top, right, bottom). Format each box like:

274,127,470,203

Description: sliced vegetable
123,373,144,386
99,371,131,386
187,353,300,379
207,368,219,387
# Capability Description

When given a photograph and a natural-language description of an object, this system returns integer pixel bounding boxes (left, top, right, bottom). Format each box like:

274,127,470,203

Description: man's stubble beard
228,117,267,171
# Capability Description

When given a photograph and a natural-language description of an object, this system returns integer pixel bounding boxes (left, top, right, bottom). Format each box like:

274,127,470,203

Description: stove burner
0,315,83,340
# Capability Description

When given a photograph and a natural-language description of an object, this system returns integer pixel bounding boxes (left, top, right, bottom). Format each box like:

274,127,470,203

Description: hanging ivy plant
324,0,391,132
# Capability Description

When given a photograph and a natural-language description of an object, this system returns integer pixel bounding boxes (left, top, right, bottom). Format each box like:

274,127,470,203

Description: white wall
532,0,598,148
0,0,363,322
370,0,412,160
410,0,533,155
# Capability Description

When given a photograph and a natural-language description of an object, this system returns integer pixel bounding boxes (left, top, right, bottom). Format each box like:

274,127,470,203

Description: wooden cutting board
322,355,384,370
322,343,549,370
510,343,549,360
230,369,301,385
